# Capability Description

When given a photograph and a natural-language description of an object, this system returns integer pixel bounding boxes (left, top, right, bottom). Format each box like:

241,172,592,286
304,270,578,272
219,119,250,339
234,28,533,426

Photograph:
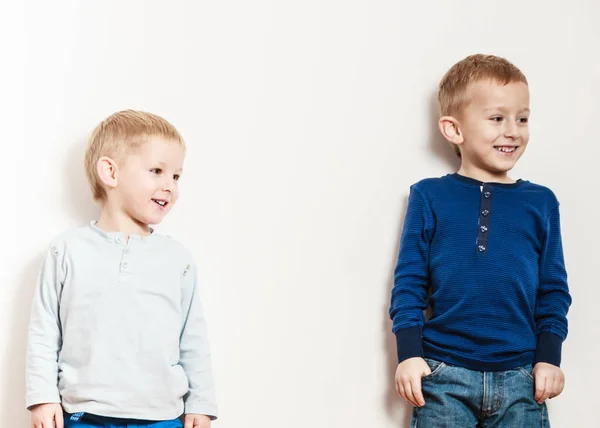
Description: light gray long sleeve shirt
26,222,218,420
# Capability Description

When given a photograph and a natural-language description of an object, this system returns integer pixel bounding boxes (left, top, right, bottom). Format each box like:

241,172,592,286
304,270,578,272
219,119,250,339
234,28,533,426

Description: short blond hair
438,54,528,156
84,110,185,201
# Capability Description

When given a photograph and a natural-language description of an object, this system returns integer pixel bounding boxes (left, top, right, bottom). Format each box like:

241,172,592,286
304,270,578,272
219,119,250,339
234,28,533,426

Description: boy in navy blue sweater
389,54,571,427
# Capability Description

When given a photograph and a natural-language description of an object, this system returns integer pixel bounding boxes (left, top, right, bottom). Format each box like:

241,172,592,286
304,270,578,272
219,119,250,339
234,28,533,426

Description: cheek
465,122,499,144
482,125,504,142
171,187,180,203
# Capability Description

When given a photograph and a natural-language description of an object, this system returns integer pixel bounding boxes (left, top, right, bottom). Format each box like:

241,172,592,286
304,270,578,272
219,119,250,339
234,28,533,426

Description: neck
457,163,515,184
96,200,151,239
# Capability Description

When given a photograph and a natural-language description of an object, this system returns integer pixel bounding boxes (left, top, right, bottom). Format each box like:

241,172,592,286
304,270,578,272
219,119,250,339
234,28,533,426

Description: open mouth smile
152,199,169,208
494,146,518,155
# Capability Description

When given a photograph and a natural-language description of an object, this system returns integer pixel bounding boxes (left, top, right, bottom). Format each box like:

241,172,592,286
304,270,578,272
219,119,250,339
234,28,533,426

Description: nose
162,178,173,193
504,119,521,140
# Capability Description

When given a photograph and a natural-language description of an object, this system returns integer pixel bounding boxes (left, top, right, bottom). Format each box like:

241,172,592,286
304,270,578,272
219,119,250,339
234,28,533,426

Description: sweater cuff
395,325,423,363
184,403,218,421
534,331,563,367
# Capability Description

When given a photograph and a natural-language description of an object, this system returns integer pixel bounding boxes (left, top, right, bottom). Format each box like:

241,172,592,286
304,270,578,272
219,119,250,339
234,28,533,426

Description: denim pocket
422,358,447,380
517,365,535,382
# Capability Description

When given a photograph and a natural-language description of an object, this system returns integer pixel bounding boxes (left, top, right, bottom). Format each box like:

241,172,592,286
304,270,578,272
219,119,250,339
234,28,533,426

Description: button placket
116,237,131,277
476,184,493,254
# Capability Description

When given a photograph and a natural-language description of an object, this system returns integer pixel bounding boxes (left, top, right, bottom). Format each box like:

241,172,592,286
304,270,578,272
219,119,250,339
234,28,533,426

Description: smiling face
113,136,186,227
454,80,530,181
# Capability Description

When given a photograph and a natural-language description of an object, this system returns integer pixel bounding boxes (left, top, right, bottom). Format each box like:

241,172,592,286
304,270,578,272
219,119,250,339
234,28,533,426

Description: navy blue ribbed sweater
389,173,571,371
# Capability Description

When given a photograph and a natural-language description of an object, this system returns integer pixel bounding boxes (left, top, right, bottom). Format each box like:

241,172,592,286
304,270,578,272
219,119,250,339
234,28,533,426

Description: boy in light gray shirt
26,110,217,428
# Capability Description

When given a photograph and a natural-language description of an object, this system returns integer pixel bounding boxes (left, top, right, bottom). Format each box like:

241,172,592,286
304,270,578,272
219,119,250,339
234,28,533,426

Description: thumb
184,414,194,428
422,363,432,377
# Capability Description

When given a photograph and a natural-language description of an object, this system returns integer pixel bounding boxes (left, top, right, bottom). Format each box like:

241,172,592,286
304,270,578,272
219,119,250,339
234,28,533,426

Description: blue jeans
63,413,183,428
411,358,550,428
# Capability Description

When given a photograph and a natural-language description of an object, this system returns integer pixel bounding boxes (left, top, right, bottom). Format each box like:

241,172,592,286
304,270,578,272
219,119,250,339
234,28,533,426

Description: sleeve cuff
26,391,61,410
395,325,423,363
534,331,563,367
184,403,218,420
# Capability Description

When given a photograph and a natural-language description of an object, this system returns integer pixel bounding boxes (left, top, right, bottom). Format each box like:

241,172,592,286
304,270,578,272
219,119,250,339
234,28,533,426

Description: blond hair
438,54,528,156
84,110,185,201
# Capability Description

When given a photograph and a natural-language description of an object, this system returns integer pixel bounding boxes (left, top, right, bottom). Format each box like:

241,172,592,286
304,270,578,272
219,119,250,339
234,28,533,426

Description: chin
132,212,166,227
491,162,515,172
146,215,166,226
485,157,519,173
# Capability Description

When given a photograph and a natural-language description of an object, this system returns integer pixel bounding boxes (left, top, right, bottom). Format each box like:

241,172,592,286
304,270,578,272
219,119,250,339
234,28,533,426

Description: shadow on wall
427,91,461,171
4,255,45,428
382,92,460,428
64,139,101,224
2,140,99,427
383,193,412,427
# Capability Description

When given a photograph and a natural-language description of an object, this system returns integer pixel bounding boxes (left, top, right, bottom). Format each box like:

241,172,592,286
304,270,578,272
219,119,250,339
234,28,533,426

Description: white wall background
2,1,598,427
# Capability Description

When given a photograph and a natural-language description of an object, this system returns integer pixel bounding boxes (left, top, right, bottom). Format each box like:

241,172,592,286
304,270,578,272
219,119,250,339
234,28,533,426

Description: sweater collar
450,173,526,189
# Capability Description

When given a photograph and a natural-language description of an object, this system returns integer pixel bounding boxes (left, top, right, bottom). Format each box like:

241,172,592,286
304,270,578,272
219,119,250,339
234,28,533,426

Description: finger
397,382,409,405
551,376,563,399
184,415,193,428
55,409,64,428
547,376,557,399
556,377,565,397
411,377,426,407
538,377,553,403
404,381,419,407
534,375,546,401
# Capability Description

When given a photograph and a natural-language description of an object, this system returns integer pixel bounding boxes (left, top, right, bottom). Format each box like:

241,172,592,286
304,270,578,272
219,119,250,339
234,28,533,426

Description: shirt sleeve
534,204,572,367
26,244,65,409
179,261,218,419
389,186,433,363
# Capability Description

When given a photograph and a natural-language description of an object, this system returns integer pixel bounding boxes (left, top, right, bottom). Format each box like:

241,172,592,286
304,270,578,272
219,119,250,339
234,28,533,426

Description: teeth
495,146,516,153
153,200,166,206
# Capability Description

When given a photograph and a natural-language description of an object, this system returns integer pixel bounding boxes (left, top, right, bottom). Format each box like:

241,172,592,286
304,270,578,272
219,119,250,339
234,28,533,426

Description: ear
96,156,119,190
438,116,464,146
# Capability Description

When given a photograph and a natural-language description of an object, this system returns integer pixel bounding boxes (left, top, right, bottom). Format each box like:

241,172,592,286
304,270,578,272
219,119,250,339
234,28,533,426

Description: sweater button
480,225,488,233
483,191,491,198
481,209,490,217
478,245,486,252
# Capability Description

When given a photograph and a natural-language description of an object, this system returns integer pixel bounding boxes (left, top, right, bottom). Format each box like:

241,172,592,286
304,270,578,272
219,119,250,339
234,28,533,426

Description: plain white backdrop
2,1,599,427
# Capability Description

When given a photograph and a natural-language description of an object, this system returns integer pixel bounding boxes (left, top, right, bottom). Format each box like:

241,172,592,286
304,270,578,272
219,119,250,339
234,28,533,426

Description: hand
31,403,63,428
533,362,565,404
184,414,211,428
395,357,431,407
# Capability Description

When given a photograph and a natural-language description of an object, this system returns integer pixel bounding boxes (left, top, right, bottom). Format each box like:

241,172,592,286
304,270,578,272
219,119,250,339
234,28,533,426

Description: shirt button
478,245,486,252
483,191,491,198
481,209,490,217
123,248,130,254
480,225,488,233
122,261,128,268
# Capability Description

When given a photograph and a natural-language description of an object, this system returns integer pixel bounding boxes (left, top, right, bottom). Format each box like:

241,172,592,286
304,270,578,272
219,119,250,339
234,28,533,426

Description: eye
173,174,180,181
490,116,503,122
150,168,162,175
518,117,529,124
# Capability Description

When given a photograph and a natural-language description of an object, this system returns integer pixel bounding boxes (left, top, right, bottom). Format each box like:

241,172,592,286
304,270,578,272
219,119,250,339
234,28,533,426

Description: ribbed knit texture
389,174,571,371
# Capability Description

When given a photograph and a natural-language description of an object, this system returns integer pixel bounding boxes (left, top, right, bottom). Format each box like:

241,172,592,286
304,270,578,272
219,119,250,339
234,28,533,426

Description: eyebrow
484,107,530,113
